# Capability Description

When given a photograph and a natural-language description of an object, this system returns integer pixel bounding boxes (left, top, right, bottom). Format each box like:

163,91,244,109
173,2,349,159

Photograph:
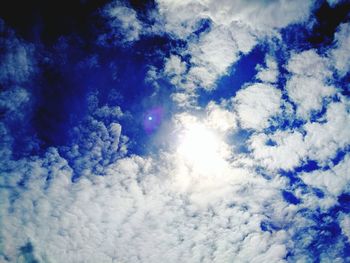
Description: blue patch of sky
281,1,350,53
286,204,350,261
328,148,350,167
229,129,253,154
265,115,305,134
188,18,212,42
197,44,267,107
19,31,183,159
334,72,350,97
282,190,301,205
260,220,281,233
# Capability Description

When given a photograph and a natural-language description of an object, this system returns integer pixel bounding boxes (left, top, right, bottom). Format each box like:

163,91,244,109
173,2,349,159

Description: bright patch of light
177,123,228,173
148,116,153,121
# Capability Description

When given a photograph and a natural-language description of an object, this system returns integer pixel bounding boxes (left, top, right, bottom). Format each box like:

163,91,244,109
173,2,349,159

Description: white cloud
286,50,332,79
0,146,293,263
184,25,244,90
156,0,312,39
338,213,350,241
205,101,237,133
249,130,306,171
2,2,350,262
171,91,199,108
304,100,350,162
0,35,35,85
300,154,350,196
330,22,350,77
249,99,350,171
286,76,335,118
233,83,282,130
286,50,336,118
0,103,307,263
155,0,313,106
256,55,279,83
99,2,143,45
163,54,187,87
0,87,30,117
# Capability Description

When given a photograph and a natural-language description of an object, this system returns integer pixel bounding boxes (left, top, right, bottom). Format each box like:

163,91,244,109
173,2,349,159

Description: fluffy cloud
156,0,313,38
183,25,254,90
338,213,350,241
256,55,279,84
233,83,282,131
0,131,294,262
163,54,187,87
286,50,336,118
249,99,350,171
155,0,313,105
330,22,350,77
250,129,306,171
205,101,237,133
99,1,143,45
0,24,35,85
300,154,350,196
304,100,350,162
1,1,350,262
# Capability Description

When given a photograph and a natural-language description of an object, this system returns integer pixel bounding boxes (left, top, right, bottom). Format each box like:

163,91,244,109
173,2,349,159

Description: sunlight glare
177,123,227,172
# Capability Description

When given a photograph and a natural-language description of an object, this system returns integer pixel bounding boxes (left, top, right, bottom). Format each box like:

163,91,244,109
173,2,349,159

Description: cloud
1,150,294,262
256,55,279,84
0,87,30,119
338,213,350,241
99,1,143,45
154,0,314,106
249,129,306,171
156,0,313,39
249,99,350,171
184,25,246,90
286,50,336,118
0,24,35,85
304,100,350,163
0,22,39,157
330,22,350,77
300,154,350,196
163,54,187,87
1,2,350,262
233,83,282,131
205,101,237,133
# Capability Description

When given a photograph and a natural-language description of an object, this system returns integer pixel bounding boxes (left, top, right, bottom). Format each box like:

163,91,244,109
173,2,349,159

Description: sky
0,0,350,262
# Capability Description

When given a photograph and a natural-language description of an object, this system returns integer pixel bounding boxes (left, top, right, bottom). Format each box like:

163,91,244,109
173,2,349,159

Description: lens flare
143,107,163,134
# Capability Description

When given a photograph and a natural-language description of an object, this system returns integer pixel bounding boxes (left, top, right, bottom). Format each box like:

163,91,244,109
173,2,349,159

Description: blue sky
1,0,350,262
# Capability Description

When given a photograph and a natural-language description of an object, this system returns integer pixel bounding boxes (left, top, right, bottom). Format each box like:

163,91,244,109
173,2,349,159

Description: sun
177,122,228,172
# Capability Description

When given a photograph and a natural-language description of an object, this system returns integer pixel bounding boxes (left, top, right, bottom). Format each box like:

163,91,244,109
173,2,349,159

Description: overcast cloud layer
1,0,350,262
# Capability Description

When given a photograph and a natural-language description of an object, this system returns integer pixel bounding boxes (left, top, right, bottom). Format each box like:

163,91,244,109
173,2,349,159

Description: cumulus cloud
156,0,313,39
1,1,350,262
304,100,350,162
338,213,350,241
1,144,296,262
249,99,350,171
286,50,336,118
155,0,313,105
249,130,306,171
300,154,350,196
163,54,187,87
233,83,282,131
205,101,237,133
184,25,246,90
99,1,143,45
0,25,35,85
256,55,279,84
330,22,350,77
